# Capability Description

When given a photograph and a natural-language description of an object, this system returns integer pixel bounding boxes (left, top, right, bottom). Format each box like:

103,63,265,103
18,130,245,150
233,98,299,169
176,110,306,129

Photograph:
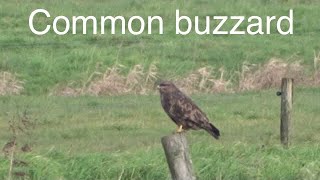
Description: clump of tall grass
87,63,158,95
87,64,128,96
0,72,24,96
238,58,306,91
175,66,232,94
52,63,159,96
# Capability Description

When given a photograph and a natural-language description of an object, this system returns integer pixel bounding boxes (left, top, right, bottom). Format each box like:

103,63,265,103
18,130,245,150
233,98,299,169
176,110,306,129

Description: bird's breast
160,93,174,111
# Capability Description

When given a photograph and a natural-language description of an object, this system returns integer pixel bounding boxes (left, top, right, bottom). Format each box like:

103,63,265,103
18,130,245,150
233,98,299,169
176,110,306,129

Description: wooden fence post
278,78,293,147
161,133,196,180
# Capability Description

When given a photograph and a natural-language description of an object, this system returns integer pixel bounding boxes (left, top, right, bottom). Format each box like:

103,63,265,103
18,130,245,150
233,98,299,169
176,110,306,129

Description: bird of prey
158,81,220,139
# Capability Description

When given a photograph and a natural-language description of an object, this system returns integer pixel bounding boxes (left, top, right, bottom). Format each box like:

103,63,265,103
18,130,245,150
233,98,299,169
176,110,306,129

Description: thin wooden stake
279,78,293,147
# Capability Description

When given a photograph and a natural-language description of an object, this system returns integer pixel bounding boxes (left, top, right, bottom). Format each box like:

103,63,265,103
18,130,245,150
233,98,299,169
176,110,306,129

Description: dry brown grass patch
313,71,320,86
87,64,127,96
0,71,24,96
238,58,305,91
175,66,232,94
52,58,320,96
53,63,159,96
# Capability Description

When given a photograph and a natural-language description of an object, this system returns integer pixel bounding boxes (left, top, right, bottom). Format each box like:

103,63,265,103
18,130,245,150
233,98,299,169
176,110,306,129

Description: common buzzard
158,81,220,139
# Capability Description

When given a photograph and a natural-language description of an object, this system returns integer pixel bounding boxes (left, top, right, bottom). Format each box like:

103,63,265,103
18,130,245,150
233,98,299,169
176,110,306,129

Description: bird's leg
176,125,184,133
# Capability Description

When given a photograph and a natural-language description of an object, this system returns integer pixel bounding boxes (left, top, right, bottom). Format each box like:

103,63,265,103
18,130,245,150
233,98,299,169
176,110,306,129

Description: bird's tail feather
205,123,220,139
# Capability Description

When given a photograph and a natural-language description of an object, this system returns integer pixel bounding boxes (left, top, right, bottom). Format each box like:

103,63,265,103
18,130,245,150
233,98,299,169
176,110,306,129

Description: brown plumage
158,81,220,139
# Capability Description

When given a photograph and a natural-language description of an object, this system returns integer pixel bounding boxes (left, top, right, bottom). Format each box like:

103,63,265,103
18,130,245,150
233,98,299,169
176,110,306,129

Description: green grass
0,88,319,179
0,0,320,94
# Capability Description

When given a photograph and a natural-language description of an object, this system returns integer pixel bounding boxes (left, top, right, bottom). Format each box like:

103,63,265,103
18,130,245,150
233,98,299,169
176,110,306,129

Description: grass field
0,88,319,179
1,0,320,94
1,0,320,179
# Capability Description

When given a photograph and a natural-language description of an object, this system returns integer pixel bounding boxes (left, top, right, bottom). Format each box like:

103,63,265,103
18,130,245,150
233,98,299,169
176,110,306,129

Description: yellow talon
176,125,183,133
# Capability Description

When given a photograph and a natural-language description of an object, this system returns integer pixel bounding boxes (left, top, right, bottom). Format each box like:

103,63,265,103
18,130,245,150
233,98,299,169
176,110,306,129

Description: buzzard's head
157,81,178,93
